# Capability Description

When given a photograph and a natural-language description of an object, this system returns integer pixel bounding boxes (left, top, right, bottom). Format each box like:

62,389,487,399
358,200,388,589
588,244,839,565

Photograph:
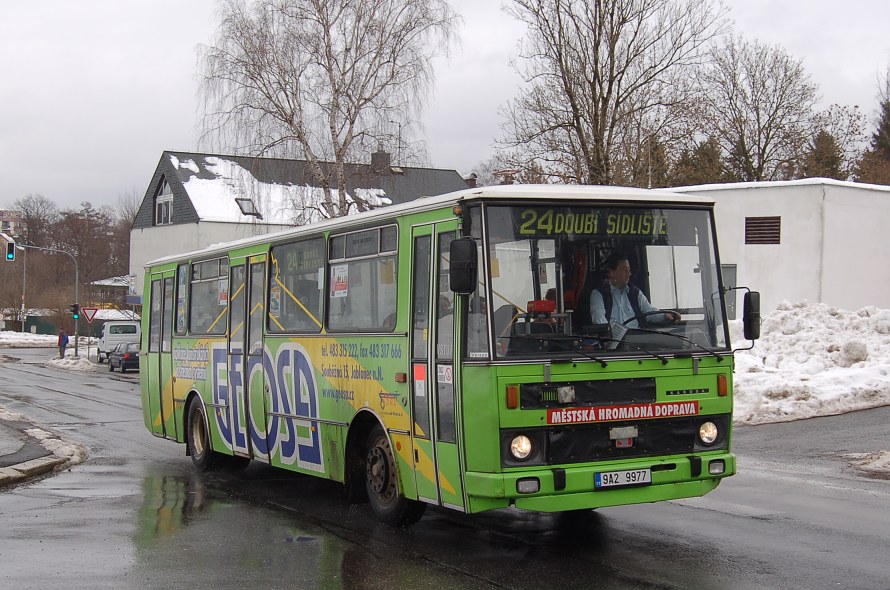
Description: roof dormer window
154,177,173,226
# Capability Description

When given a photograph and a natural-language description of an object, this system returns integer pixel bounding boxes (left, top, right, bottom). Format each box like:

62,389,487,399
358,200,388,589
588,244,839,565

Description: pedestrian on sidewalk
58,329,69,359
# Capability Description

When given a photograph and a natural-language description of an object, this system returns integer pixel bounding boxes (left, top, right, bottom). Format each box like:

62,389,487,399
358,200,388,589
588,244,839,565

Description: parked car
97,321,140,363
108,342,139,373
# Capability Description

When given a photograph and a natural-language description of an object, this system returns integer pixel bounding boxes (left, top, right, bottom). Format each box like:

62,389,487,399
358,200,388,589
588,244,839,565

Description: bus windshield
483,204,727,359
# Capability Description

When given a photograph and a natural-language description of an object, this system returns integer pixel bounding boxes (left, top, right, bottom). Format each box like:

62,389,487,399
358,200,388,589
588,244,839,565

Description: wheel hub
367,446,389,494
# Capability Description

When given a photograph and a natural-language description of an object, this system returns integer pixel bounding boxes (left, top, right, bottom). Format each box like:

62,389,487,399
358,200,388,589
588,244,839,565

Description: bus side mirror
450,237,478,294
743,291,761,341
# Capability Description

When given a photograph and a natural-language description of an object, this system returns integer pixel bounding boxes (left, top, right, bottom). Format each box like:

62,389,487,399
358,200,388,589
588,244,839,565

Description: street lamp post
21,246,26,333
19,244,80,357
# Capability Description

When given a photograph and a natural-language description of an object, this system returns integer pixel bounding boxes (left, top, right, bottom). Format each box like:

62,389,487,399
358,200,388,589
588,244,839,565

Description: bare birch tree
696,34,819,181
500,0,726,185
200,0,458,218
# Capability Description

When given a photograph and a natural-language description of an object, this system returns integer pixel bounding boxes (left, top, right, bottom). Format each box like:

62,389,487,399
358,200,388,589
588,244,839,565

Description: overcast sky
1,0,888,211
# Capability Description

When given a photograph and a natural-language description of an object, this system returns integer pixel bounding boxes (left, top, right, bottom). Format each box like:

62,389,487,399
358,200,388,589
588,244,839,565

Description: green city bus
140,184,759,526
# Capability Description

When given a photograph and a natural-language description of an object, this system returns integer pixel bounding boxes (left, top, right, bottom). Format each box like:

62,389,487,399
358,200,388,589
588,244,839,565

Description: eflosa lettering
547,401,699,424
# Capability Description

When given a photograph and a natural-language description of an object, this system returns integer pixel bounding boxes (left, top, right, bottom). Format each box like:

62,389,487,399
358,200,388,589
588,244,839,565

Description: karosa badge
547,401,699,425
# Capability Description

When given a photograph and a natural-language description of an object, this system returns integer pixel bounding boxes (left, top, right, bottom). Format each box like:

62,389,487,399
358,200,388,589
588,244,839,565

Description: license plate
595,468,652,489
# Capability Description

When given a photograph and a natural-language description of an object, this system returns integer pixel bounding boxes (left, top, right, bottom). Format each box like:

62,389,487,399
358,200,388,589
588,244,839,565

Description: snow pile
45,354,99,372
732,301,890,425
843,451,890,479
0,406,26,421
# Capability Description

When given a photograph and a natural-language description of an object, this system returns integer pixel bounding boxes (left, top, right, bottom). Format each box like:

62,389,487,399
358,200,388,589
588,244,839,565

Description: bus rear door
227,257,271,462
146,271,176,438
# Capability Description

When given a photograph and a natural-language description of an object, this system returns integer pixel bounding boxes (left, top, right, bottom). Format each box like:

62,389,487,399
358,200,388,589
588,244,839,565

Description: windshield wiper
549,337,609,368
596,337,670,365
511,333,610,367
629,327,725,362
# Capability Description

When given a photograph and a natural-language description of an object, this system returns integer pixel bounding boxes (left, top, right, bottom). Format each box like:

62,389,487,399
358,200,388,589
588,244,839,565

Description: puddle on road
129,472,510,589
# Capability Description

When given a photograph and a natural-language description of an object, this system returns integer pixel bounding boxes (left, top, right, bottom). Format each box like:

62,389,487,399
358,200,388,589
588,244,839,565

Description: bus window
412,235,431,361
162,277,174,353
248,262,265,355
328,226,397,331
148,279,162,353
436,231,456,443
175,264,188,336
269,238,324,333
189,257,228,334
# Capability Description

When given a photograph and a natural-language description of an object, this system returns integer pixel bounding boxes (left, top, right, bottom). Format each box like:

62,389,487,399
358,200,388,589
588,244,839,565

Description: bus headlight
698,421,719,446
510,435,533,460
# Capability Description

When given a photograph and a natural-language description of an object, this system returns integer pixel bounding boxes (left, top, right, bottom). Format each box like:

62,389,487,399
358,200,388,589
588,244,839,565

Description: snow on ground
0,332,61,348
0,333,99,371
731,301,890,426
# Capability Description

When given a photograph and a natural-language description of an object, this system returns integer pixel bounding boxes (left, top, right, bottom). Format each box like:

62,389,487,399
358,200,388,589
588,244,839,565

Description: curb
0,455,69,487
0,415,87,489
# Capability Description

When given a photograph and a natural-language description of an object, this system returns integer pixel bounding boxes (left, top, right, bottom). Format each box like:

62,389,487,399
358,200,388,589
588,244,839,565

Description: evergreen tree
856,98,890,184
801,130,845,180
870,98,890,160
669,138,728,186
856,68,890,184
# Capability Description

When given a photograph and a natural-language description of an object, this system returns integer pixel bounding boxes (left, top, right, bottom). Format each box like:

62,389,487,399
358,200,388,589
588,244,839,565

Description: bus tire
187,398,216,472
365,425,425,527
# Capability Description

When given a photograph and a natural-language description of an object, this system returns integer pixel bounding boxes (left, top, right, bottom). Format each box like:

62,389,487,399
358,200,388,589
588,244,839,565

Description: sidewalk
0,411,83,488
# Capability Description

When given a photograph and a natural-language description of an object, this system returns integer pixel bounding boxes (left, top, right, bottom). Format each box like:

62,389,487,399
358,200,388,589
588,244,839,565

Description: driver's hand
668,311,680,323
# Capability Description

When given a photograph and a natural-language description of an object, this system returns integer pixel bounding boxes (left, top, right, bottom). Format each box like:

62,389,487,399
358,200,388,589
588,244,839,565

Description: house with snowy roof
670,178,890,315
129,150,469,300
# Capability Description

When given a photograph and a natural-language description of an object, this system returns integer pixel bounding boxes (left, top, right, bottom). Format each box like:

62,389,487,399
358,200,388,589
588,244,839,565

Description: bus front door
410,223,466,511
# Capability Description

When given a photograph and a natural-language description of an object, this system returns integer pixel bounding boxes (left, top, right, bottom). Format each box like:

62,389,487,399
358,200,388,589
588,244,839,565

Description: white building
672,178,890,314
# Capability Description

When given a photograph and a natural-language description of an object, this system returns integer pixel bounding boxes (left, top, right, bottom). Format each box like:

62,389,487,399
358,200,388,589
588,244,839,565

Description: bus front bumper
463,453,735,513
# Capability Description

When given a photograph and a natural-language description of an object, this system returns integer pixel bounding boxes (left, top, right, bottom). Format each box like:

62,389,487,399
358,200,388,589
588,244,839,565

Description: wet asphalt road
0,347,888,589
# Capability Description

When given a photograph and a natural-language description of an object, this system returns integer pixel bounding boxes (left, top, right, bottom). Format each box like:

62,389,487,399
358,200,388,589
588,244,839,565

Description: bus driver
589,253,680,328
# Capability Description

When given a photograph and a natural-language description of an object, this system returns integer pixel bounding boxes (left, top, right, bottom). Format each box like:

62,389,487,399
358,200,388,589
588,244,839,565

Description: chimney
371,149,391,174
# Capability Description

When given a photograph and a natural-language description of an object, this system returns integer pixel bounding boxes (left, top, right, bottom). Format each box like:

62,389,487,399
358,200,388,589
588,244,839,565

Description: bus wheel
365,425,425,527
187,399,216,472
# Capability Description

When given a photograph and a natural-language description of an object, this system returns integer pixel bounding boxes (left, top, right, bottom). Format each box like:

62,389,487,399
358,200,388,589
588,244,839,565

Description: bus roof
145,184,714,268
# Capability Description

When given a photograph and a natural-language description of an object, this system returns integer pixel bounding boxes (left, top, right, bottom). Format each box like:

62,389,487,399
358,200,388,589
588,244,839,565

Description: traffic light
69,303,80,320
5,241,14,261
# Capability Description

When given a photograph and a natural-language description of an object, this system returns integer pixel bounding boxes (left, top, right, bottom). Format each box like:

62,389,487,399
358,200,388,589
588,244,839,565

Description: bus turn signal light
506,385,519,409
717,374,727,396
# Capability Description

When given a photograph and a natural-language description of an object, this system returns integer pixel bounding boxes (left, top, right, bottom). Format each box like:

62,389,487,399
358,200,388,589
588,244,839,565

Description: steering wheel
622,310,680,326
